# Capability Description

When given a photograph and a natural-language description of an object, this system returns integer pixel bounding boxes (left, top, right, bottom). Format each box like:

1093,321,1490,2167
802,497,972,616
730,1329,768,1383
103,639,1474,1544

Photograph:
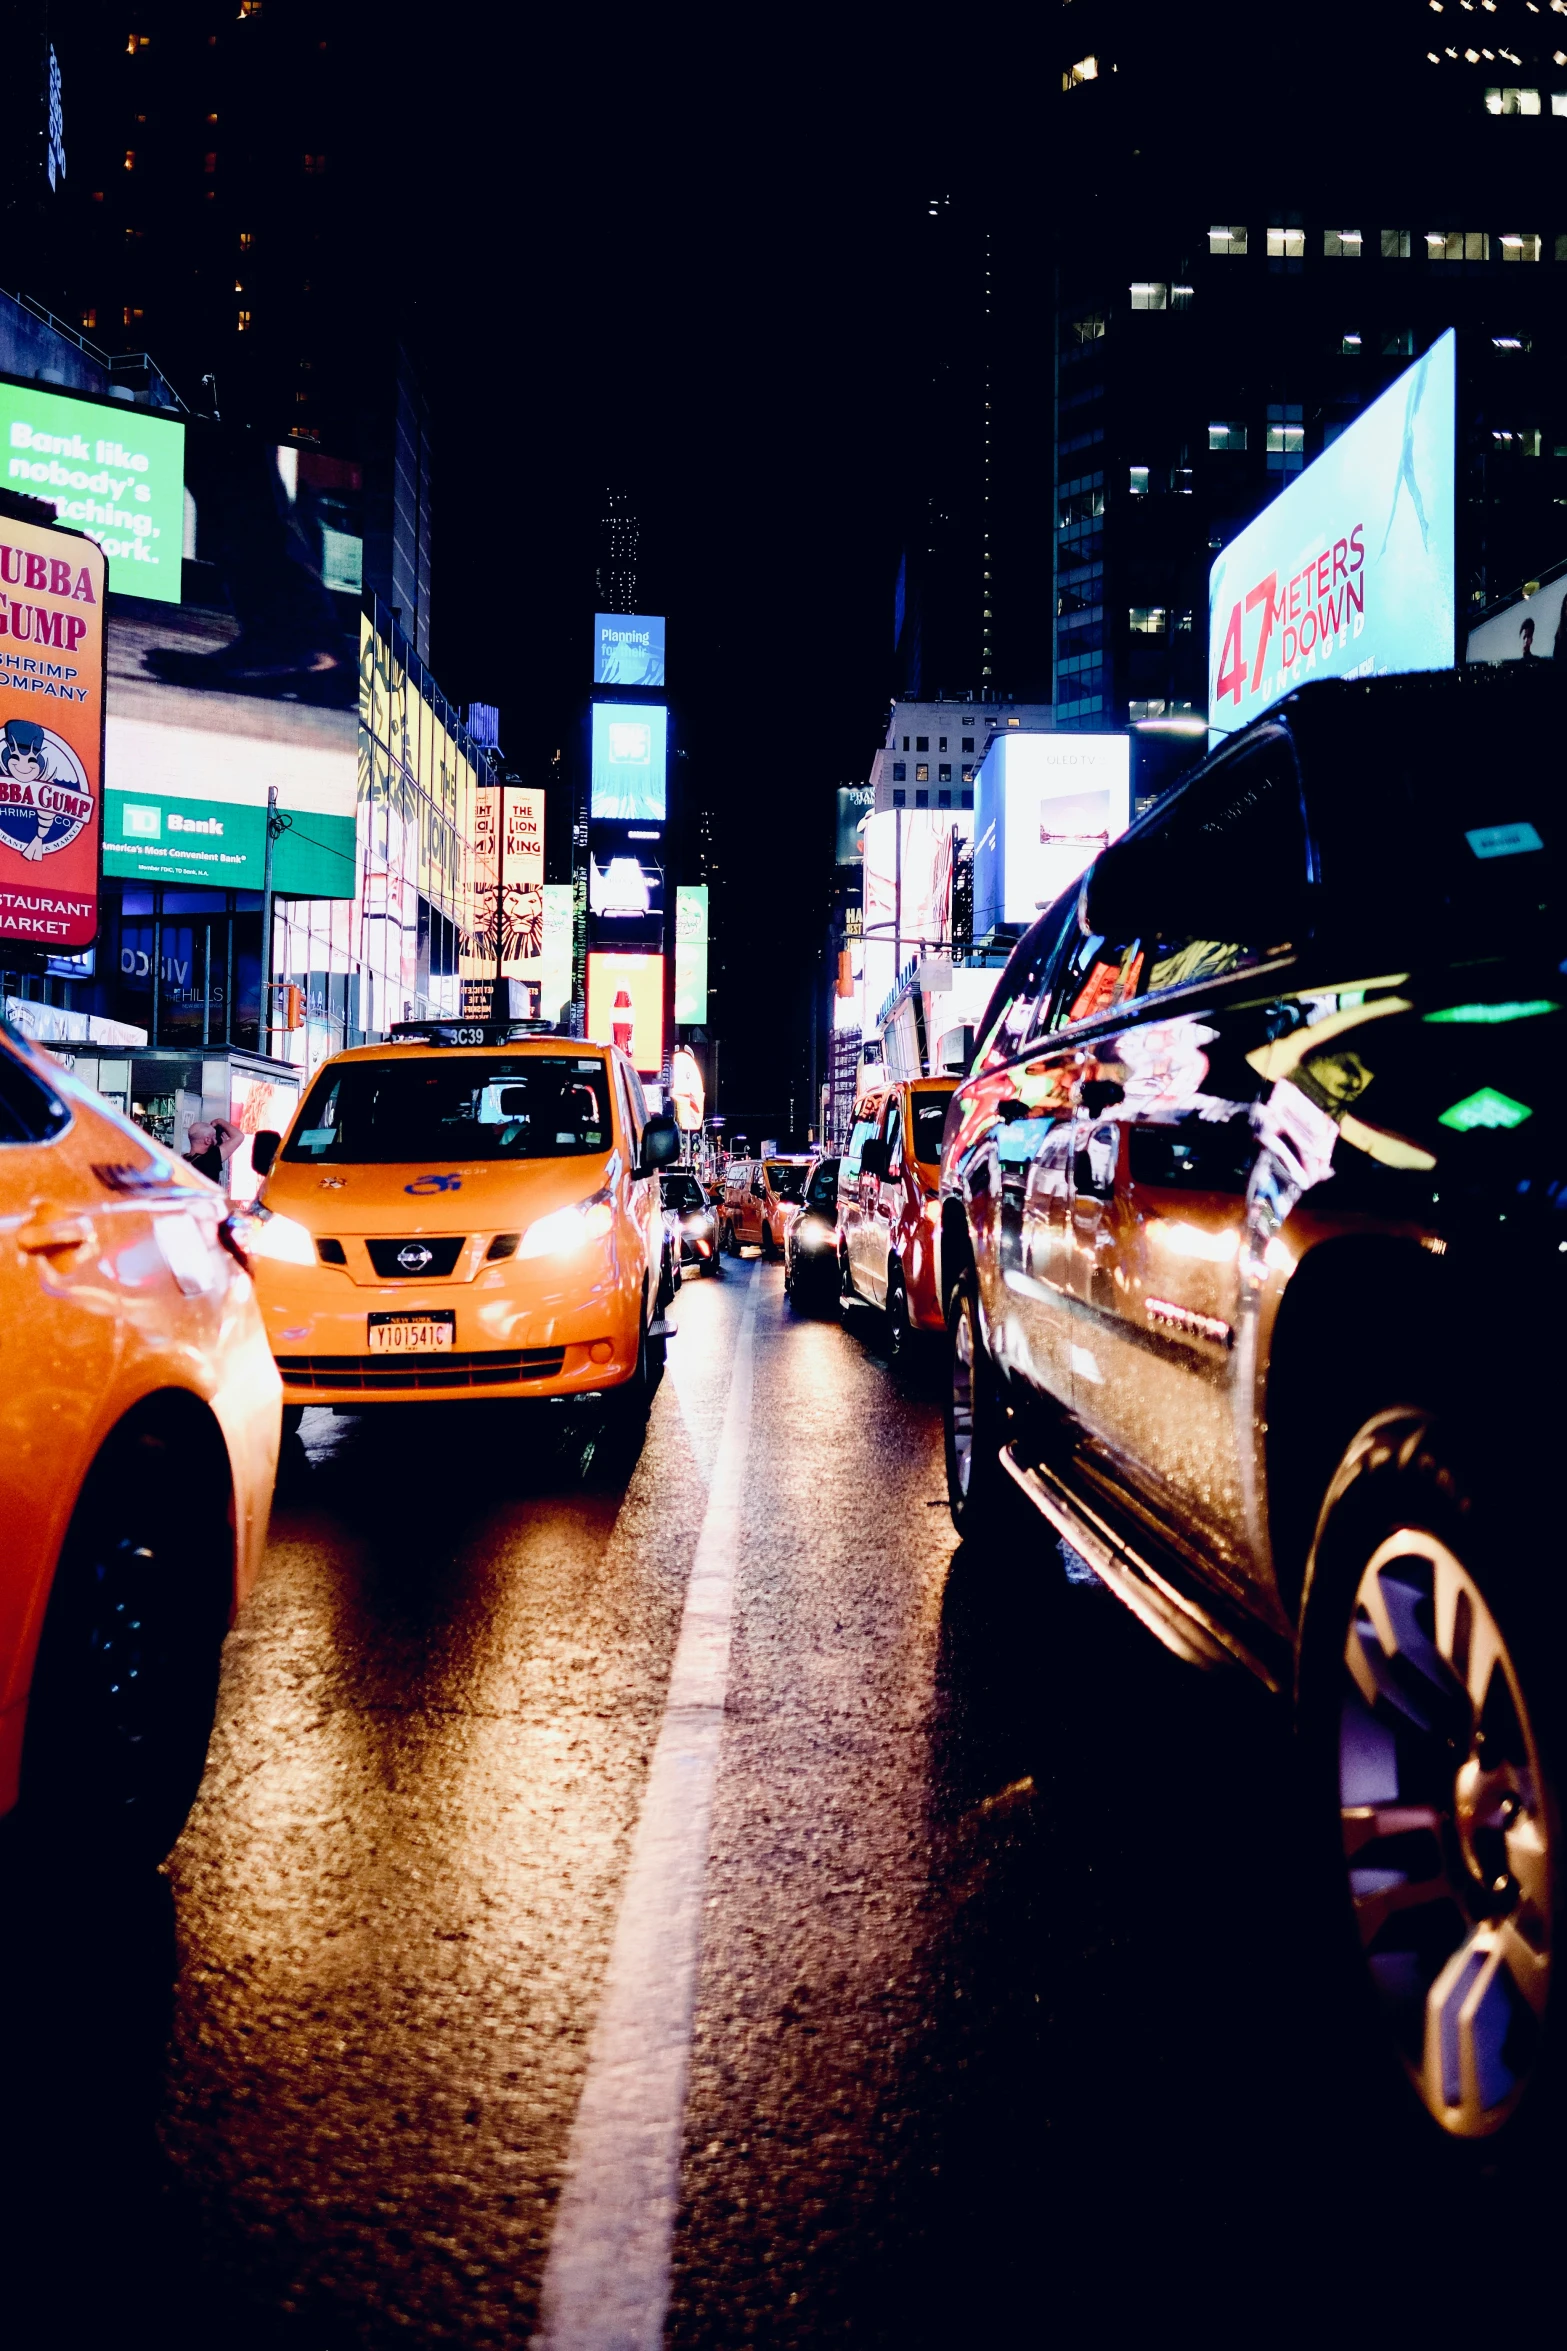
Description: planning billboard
593,612,666,688
590,700,667,822
0,378,185,604
587,949,664,1077
1208,329,1457,733
972,732,1129,940
0,512,106,952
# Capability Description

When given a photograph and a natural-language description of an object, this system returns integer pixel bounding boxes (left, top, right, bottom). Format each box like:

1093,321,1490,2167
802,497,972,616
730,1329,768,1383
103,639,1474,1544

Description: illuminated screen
591,701,667,822
101,427,358,895
1208,328,1456,733
593,612,666,688
0,515,106,951
587,950,664,1076
675,883,708,1023
836,784,874,864
972,732,1129,939
0,378,186,604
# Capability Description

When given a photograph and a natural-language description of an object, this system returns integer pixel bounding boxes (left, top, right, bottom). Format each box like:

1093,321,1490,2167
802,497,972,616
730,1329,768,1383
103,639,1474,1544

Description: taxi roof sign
387,1018,570,1049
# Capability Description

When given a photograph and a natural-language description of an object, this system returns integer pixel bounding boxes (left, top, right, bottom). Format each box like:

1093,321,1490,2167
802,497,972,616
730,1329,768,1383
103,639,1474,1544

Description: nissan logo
397,1243,434,1273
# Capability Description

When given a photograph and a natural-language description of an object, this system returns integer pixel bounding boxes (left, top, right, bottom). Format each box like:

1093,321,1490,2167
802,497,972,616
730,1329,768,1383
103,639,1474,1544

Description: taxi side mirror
639,1114,680,1173
250,1130,281,1176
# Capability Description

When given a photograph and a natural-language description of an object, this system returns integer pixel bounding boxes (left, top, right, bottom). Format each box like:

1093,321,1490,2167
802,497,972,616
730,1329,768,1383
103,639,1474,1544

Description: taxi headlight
518,1191,615,1260
235,1206,317,1267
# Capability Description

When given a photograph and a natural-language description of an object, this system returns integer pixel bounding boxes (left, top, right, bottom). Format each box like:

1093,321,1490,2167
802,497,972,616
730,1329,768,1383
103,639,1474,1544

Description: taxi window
285,1056,613,1164
841,1113,879,1179
909,1090,949,1167
765,1161,807,1201
0,1046,70,1143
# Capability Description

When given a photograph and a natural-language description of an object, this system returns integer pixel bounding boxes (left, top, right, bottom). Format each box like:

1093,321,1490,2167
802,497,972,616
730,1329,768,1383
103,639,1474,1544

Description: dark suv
938,665,1562,2147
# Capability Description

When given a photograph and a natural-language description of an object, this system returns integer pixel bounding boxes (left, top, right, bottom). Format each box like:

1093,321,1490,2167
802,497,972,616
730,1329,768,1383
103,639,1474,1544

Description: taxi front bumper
257,1254,645,1404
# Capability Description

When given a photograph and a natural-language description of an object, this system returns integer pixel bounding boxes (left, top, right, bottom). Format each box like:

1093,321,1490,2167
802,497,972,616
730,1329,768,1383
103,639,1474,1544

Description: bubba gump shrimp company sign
0,514,106,951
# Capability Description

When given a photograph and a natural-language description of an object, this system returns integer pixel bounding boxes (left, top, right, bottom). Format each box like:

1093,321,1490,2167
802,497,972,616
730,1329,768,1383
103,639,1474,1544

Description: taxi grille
365,1236,467,1279
277,1347,566,1392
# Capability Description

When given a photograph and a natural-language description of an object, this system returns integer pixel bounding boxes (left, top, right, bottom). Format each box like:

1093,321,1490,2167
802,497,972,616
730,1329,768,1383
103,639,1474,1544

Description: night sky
403,32,937,1127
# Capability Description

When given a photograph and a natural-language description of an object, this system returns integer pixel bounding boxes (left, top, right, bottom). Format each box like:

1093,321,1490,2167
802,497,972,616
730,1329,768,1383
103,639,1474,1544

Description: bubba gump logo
0,718,94,862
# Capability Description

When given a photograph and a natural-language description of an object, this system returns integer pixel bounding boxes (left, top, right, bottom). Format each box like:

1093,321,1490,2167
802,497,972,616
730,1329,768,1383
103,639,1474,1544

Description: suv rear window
765,1161,807,1200
285,1056,613,1163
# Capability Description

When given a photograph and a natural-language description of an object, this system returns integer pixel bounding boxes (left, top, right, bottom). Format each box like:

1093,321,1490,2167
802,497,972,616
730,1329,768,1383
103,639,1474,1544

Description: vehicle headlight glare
235,1207,317,1267
518,1193,615,1260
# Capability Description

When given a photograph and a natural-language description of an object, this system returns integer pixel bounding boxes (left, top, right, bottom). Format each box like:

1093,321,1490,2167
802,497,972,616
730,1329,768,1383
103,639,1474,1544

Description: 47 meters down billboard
1208,329,1456,733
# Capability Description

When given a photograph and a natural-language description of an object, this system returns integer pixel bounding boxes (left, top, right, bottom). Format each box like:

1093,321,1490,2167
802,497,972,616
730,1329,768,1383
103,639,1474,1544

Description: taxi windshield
284,1055,613,1165
910,1090,950,1167
765,1161,807,1200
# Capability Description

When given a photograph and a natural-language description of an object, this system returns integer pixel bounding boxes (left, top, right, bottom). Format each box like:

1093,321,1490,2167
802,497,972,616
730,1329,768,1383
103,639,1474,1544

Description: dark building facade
1046,5,1567,752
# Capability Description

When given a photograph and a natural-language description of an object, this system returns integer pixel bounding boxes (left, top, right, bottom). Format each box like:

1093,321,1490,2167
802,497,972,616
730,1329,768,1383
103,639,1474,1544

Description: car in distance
240,1020,679,1431
838,1076,956,1359
722,1153,812,1258
782,1154,840,1310
937,665,1564,2147
661,1167,719,1275
0,1023,280,1863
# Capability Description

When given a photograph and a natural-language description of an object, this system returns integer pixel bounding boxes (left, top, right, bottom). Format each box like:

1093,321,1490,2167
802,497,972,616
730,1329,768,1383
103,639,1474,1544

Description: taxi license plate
368,1312,455,1355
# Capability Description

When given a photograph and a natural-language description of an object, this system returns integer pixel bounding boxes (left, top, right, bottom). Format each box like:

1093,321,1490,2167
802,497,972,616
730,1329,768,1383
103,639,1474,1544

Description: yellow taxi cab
720,1152,813,1259
0,1019,280,1863
238,1018,680,1427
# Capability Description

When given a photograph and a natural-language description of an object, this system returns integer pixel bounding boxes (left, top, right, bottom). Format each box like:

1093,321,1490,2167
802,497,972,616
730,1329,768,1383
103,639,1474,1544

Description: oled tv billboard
593,613,666,688
590,701,667,821
1208,329,1456,733
0,378,185,604
971,732,1129,942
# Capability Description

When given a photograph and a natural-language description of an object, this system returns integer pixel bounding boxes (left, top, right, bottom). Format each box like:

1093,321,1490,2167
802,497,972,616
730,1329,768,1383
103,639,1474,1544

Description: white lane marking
533,1268,756,2350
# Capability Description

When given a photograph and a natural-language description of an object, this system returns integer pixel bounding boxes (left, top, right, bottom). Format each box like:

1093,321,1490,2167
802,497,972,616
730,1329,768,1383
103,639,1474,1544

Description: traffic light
282,982,304,1031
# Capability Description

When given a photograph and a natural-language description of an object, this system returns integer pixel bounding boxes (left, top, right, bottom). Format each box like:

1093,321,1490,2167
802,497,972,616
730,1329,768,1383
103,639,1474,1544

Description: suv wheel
1300,1409,1559,2142
885,1266,913,1364
22,1413,231,1866
944,1266,1019,1539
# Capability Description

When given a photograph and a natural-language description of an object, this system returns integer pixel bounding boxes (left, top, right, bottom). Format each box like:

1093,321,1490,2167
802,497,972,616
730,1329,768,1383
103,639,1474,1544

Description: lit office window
1340,331,1363,354
1068,312,1106,344
1501,232,1543,260
1485,87,1542,112
1427,230,1490,260
1324,228,1363,257
1267,227,1304,258
1266,405,1305,472
1129,607,1167,635
1382,326,1415,353
1208,225,1248,255
1129,464,1149,495
915,763,929,783
1209,421,1247,451
1381,229,1412,258
1063,55,1099,89
1130,281,1168,309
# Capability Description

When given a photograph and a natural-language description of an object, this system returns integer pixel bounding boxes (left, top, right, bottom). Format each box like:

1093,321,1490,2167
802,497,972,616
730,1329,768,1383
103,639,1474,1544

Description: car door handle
17,1213,92,1256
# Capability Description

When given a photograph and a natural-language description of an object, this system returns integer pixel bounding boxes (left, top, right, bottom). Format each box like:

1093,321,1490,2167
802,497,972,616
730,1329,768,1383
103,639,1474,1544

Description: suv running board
1000,1445,1283,1691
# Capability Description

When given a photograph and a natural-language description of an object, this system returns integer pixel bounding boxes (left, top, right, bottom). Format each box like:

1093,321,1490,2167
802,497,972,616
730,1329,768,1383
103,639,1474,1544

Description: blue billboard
593,613,666,688
1208,329,1456,733
591,701,667,822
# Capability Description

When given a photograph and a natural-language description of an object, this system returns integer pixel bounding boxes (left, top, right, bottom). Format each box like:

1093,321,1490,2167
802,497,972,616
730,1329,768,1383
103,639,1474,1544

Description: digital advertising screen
0,378,186,604
675,882,708,1023
972,732,1129,939
860,807,974,1034
102,426,358,896
1467,568,1567,666
836,784,874,864
590,700,667,822
593,612,666,688
1208,329,1457,733
587,949,664,1077
0,513,106,953
541,881,575,1027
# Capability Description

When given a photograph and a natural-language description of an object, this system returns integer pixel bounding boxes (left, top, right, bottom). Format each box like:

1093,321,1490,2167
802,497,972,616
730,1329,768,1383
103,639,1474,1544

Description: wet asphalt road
4,1256,1562,2345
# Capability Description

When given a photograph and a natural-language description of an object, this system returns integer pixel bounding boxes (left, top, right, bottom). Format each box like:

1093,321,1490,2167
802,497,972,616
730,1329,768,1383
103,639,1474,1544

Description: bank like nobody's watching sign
0,513,105,952
1208,329,1456,734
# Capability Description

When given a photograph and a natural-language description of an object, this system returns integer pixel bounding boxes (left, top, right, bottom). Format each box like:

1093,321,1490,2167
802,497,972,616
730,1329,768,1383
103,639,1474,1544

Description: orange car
239,1021,679,1424
720,1153,812,1258
837,1077,956,1358
0,1021,281,1862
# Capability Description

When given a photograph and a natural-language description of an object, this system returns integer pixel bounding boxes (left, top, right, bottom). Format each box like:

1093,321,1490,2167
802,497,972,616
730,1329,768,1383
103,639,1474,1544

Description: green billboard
0,379,185,604
104,787,356,895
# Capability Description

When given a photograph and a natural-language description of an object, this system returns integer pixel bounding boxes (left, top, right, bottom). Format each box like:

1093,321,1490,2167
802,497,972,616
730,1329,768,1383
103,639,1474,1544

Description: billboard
861,807,972,1031
462,782,544,990
102,427,358,897
591,701,667,821
0,379,185,604
1467,570,1567,666
0,513,106,952
1208,329,1457,733
675,881,708,1023
836,784,874,864
541,880,574,1026
587,949,664,1076
972,732,1130,939
593,613,666,688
